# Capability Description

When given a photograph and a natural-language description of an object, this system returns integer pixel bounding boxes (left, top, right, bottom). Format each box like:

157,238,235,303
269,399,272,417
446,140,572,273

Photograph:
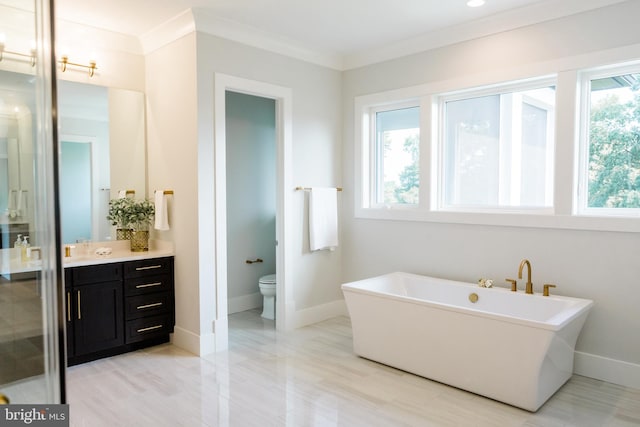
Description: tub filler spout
518,259,534,294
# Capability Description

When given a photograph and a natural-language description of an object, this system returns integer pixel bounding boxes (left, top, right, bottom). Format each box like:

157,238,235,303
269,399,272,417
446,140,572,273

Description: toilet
258,274,277,320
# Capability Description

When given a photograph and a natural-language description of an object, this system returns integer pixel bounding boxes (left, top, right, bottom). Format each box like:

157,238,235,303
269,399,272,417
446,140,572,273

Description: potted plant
107,197,135,240
124,199,155,252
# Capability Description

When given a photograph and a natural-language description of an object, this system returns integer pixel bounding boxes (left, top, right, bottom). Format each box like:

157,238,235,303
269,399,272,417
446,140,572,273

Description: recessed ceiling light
467,0,486,7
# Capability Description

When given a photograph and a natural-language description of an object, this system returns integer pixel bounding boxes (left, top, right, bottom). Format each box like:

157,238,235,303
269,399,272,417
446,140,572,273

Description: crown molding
191,8,343,70
138,7,343,69
343,0,629,70
138,0,628,70
56,19,143,56
139,9,197,55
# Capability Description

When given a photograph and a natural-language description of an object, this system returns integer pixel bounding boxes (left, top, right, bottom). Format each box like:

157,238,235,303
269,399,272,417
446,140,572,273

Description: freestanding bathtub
342,272,594,412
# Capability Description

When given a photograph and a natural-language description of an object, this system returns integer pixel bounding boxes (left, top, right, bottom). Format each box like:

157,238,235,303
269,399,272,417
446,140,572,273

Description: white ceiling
54,0,627,68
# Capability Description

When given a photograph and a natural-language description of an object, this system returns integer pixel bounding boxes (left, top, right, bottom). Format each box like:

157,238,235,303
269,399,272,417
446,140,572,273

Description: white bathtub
341,272,594,412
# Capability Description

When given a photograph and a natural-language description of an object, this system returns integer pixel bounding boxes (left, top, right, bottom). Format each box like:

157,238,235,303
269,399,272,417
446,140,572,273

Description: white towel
309,187,338,251
16,190,26,217
117,190,127,199
7,190,16,212
154,190,170,231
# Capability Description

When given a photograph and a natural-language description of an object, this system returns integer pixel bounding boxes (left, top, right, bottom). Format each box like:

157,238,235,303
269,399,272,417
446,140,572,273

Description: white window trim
368,100,421,209
576,62,640,218
354,50,640,233
434,77,557,213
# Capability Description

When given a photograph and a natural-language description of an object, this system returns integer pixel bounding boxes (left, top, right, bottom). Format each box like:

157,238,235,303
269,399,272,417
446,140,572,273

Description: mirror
58,81,146,244
0,70,35,249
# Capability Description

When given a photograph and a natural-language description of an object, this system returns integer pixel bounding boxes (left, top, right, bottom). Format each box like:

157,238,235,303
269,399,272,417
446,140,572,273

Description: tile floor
61,310,639,426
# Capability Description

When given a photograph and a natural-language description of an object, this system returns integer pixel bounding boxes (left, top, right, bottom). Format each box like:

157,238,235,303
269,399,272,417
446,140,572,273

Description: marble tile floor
63,310,640,427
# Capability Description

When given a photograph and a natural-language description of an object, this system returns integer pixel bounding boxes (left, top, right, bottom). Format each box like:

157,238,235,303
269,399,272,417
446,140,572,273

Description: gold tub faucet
518,259,534,294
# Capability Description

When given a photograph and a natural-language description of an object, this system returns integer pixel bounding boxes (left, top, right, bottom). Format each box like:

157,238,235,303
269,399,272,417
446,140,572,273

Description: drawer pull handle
137,325,163,333
67,291,71,322
135,265,163,271
137,302,163,310
136,282,162,289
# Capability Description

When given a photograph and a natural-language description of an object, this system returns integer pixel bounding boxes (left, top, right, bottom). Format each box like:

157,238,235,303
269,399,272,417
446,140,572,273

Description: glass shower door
0,0,63,404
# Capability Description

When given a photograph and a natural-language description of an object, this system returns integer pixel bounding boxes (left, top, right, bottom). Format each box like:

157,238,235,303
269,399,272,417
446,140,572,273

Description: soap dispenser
21,235,30,263
14,234,22,249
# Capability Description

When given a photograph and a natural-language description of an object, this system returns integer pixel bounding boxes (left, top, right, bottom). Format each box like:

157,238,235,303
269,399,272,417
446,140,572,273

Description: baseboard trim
293,299,348,329
228,292,262,314
574,351,640,389
170,326,216,356
170,326,199,355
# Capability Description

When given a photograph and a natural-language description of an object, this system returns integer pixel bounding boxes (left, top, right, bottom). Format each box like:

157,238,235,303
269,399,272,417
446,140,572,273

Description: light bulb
467,0,486,7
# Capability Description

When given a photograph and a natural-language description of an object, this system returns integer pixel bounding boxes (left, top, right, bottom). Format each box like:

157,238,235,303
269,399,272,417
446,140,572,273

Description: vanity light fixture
467,0,486,7
58,55,98,77
0,35,37,66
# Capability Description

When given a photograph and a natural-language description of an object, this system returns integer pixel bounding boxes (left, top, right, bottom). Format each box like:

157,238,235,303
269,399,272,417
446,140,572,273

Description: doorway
212,74,293,351
225,91,276,320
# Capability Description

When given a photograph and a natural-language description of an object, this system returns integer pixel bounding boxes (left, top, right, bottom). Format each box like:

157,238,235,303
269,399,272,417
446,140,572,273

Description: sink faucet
518,259,534,294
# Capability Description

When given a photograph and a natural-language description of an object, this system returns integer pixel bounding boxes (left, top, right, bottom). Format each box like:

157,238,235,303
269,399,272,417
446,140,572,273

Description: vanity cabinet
123,257,175,344
65,256,174,366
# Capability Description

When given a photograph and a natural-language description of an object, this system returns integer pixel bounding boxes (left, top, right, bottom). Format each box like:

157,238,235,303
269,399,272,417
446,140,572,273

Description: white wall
342,1,640,388
144,29,343,354
195,33,344,328
145,33,200,352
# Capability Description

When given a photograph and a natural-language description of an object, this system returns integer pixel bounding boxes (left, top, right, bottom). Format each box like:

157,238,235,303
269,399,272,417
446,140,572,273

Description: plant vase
130,230,149,252
116,228,132,241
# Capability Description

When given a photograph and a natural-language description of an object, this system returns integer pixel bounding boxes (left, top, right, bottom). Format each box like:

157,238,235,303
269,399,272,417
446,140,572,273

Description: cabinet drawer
124,274,172,296
72,263,123,285
125,292,171,320
124,257,173,278
125,315,172,344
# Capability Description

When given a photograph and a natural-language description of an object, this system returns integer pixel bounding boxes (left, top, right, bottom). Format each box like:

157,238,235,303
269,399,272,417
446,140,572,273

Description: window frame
353,55,640,232
576,63,640,218
434,77,557,214
368,101,421,209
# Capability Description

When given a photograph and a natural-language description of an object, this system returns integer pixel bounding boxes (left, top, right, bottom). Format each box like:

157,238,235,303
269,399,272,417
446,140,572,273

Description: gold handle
136,282,162,289
77,291,81,320
506,278,517,292
137,325,163,333
0,393,9,404
137,302,163,310
543,284,556,297
246,258,264,264
135,265,162,271
67,292,71,322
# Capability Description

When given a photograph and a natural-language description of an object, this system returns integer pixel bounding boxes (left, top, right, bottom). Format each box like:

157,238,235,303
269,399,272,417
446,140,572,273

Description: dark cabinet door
64,269,74,359
73,280,124,356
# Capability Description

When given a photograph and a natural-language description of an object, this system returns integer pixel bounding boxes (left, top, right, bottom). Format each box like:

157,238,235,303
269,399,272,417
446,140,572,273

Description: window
438,81,555,211
370,104,420,206
355,60,640,231
579,68,640,214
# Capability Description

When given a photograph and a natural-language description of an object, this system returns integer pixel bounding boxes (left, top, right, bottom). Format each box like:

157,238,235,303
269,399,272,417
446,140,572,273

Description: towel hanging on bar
309,187,339,251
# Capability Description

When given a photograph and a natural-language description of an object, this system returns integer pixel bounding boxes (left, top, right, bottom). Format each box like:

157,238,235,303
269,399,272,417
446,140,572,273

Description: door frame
59,134,99,242
212,73,293,350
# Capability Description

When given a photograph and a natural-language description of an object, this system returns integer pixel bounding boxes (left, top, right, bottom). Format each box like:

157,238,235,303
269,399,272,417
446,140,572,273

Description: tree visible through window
374,106,419,205
587,73,640,208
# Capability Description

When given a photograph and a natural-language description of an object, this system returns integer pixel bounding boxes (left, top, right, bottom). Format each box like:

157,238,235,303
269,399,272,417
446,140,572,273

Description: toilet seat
259,274,276,285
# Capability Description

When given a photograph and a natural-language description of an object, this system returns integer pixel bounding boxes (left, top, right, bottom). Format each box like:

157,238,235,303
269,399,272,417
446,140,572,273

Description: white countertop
1,239,174,276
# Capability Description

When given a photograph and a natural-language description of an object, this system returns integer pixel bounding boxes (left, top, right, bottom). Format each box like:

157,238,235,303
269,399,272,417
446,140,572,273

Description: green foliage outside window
588,79,640,208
